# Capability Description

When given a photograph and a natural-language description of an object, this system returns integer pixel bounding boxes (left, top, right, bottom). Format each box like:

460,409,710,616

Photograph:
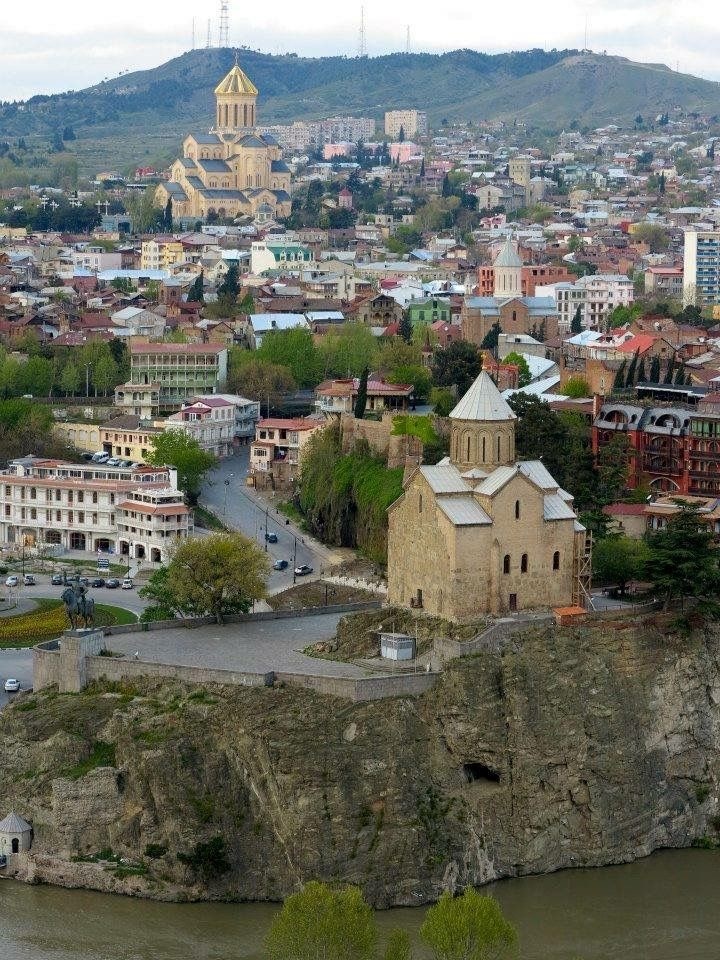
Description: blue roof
237,134,267,149
179,158,196,169
270,159,291,173
189,133,222,144
163,182,189,200
197,159,232,173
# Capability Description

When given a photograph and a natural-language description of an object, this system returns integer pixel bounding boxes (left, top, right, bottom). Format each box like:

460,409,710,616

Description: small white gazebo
0,812,32,855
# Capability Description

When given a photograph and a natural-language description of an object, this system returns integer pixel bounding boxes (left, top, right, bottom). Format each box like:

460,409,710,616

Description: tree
597,433,632,504
625,351,639,388
398,125,406,142
146,430,217,504
164,198,173,231
389,364,431,402
257,327,323,388
92,353,119,396
384,929,412,960
432,341,481,398
592,535,649,596
503,351,531,388
647,502,720,611
20,356,54,397
318,323,379,378
637,356,647,383
649,355,661,382
354,366,369,418
141,532,269,623
420,889,518,960
480,321,501,352
62,125,76,141
188,271,204,303
431,387,455,417
266,881,377,960
560,376,591,399
228,356,296,414
398,311,413,344
60,360,82,397
570,305,583,334
632,223,670,253
663,356,675,384
612,361,626,392
217,263,240,302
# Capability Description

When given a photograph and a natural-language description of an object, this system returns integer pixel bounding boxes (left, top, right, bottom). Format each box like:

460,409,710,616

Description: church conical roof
215,64,258,97
493,235,523,268
450,371,517,422
0,811,32,833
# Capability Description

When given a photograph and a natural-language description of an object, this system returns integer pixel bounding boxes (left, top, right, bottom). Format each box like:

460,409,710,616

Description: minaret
492,235,523,299
449,371,517,472
213,58,258,136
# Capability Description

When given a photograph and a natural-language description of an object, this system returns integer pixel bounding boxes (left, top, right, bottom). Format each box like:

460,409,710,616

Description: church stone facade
387,372,589,621
156,62,292,223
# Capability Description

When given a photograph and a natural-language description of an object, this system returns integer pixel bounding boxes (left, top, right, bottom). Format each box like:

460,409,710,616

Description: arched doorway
11,838,19,854
135,544,145,560
95,538,112,553
69,532,86,550
150,547,161,563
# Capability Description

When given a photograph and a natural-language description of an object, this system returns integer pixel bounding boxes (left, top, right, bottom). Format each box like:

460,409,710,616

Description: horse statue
61,579,95,629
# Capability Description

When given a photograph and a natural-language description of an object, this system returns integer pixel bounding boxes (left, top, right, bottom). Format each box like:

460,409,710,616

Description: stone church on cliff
156,59,292,223
387,372,590,621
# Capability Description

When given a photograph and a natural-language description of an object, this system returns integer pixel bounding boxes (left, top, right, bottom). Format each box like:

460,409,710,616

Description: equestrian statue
61,577,95,629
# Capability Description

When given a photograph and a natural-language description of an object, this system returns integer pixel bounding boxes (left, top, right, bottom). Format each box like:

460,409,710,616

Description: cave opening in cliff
462,762,501,784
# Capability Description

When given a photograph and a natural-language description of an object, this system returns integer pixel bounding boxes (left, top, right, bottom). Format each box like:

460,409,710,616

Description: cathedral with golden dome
155,59,292,223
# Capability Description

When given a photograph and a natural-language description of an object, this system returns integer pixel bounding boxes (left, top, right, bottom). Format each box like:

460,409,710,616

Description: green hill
1,47,719,178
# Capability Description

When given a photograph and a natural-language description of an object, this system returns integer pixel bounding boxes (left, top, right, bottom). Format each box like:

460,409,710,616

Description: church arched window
503,554,511,574
234,104,239,128
466,436,471,462
244,104,248,126
512,310,517,321
515,500,520,520
521,553,528,573
553,551,560,570
497,435,501,460
482,436,486,461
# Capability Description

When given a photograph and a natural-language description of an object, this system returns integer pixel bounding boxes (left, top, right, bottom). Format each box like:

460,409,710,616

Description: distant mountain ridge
1,47,718,173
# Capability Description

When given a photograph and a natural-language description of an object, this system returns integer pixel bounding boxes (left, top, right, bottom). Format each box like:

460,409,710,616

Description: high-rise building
384,110,428,140
683,229,720,306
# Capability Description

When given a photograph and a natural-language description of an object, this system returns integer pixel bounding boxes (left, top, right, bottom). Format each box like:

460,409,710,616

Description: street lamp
223,474,233,516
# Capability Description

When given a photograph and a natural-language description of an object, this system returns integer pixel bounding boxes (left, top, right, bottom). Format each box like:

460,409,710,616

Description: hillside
1,47,719,176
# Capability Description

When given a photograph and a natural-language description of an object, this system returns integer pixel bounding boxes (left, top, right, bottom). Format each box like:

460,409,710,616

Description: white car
4,679,20,693
5,575,18,588
121,578,134,590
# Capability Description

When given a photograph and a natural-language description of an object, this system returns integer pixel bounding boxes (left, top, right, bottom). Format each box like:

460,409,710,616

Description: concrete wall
85,657,273,689
340,412,423,469
33,630,103,693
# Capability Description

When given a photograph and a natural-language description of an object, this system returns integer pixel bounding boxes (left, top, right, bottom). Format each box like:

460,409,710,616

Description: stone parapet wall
86,657,274,690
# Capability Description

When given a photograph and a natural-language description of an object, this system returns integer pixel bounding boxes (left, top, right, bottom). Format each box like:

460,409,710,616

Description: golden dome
214,64,258,97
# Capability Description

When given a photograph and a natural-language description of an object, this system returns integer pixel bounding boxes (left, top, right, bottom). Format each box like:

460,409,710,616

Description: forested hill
3,46,720,138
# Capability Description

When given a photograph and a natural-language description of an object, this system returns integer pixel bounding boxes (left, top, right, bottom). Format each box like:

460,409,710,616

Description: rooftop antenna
191,17,196,50
205,19,212,49
406,25,411,54
358,6,367,58
583,15,589,52
219,0,230,48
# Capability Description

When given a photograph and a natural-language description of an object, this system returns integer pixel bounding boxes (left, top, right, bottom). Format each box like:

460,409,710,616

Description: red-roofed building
250,417,325,490
315,377,414,417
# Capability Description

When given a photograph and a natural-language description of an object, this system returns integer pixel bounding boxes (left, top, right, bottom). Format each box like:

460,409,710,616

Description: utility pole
358,6,367,58
264,506,269,549
206,19,212,49
219,0,230,48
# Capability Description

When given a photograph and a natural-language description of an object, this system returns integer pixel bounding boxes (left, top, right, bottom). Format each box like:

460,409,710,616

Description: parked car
91,578,105,588
105,578,120,589
0,854,7,868
265,532,278,544
294,565,313,577
91,452,109,463
23,574,36,586
273,559,289,571
81,453,93,461
5,575,18,588
121,578,134,590
4,678,20,692
106,457,122,467
51,573,63,586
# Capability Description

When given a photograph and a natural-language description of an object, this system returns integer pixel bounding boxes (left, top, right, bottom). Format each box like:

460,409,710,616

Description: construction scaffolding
573,530,593,608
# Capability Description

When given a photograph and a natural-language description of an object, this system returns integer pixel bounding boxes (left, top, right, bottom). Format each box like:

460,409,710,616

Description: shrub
144,843,168,859
177,836,231,881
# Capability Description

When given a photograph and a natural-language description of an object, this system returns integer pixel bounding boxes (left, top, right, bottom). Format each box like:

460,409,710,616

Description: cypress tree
354,367,369,419
188,270,204,303
663,356,675,384
649,355,661,382
625,351,638,388
674,361,686,385
613,361,627,392
637,356,647,384
570,305,583,334
398,311,413,344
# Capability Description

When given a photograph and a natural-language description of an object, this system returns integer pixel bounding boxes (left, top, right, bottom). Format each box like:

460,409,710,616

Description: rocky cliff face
1,615,719,905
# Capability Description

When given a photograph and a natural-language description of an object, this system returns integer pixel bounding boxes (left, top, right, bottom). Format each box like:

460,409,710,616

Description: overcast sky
1,0,719,101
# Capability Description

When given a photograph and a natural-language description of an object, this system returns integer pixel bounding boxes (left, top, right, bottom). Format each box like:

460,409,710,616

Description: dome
450,371,517,422
215,64,258,97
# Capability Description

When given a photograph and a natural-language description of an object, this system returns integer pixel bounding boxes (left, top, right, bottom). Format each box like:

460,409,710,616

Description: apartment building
384,110,428,139
99,415,163,462
250,417,324,490
644,265,683,300
116,486,193,563
201,393,260,443
683,230,720,306
0,458,187,561
592,392,720,497
542,274,634,331
259,117,375,151
165,397,235,458
140,239,185,271
125,343,228,412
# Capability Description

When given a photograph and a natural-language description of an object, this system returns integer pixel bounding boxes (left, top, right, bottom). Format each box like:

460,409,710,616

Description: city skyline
1,0,719,101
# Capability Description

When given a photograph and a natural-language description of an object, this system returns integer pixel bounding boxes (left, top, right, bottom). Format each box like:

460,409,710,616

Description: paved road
0,648,32,709
202,450,339,592
108,612,371,678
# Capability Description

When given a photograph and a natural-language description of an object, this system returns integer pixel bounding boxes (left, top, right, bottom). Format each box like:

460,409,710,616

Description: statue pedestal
58,629,104,693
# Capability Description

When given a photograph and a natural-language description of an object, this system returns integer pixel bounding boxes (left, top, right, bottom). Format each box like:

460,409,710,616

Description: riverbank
2,849,720,959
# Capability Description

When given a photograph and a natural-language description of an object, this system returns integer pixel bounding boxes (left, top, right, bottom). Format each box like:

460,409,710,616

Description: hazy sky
1,0,719,101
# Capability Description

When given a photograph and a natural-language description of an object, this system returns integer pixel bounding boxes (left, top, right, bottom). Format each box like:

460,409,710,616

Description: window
418,493,423,513
521,553,528,573
553,551,560,570
515,500,520,520
503,554,511,574
497,435,501,460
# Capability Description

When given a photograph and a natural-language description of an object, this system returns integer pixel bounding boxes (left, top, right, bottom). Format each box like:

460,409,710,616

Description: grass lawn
0,599,137,649
276,499,307,529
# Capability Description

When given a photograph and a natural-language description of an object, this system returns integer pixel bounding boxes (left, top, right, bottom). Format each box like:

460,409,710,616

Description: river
1,850,718,959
